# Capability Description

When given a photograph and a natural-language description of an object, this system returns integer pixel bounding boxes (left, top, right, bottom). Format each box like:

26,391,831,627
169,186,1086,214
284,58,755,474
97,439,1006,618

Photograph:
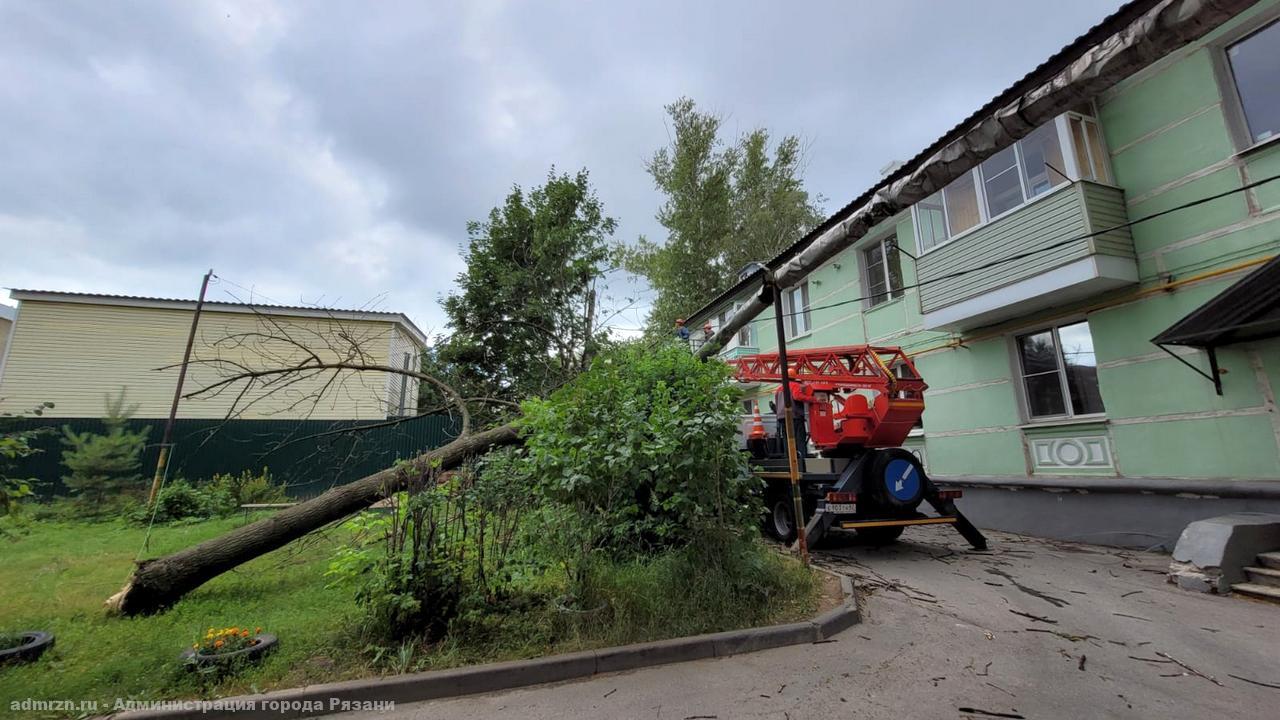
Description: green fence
6,414,462,500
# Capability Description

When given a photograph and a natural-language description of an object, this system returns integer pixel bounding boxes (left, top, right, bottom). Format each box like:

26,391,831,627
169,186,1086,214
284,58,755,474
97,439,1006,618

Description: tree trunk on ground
106,423,520,616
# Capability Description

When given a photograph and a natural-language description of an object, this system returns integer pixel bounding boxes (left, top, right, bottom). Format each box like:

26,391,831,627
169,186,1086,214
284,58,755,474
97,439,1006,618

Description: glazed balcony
917,181,1137,331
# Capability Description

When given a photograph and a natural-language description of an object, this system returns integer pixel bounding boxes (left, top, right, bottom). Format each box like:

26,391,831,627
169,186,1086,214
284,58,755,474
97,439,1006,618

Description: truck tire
856,525,905,545
868,449,927,510
765,493,796,542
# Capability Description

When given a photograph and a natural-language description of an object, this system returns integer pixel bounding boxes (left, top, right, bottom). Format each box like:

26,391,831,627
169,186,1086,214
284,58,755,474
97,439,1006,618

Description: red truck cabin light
936,489,963,500
825,492,857,503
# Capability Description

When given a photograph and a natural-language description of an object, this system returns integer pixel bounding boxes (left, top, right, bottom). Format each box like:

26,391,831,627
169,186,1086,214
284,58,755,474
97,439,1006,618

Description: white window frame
734,302,754,348
861,235,904,309
911,110,1112,256
782,283,811,339
1210,7,1280,153
1012,320,1106,422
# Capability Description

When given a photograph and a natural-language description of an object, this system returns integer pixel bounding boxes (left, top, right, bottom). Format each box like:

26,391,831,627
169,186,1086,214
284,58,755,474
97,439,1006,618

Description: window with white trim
862,236,903,308
782,283,811,338
1016,321,1104,419
912,111,1108,254
1225,19,1280,145
734,303,754,347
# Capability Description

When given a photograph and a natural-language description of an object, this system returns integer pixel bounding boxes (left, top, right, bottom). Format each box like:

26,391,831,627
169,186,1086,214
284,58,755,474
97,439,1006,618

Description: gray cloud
1,0,1122,334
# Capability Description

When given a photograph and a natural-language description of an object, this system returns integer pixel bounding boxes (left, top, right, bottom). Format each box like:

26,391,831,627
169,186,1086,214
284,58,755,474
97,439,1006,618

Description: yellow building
0,290,427,421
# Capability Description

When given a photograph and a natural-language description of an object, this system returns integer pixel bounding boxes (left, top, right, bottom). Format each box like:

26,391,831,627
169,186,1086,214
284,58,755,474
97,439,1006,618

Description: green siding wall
701,1,1280,483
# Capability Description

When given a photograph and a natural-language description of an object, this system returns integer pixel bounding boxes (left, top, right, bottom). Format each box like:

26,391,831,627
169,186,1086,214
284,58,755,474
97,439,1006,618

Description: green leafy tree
626,98,825,333
60,391,150,509
428,168,617,421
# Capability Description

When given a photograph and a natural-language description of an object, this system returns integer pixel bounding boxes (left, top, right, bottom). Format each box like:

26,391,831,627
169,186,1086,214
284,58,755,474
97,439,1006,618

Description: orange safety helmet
675,318,686,325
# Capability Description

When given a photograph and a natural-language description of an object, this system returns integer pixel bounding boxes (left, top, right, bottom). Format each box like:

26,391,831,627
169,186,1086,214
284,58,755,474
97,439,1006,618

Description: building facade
691,0,1280,546
0,291,426,421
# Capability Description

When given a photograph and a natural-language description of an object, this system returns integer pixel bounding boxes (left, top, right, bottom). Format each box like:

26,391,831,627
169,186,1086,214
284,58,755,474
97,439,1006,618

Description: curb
109,572,858,719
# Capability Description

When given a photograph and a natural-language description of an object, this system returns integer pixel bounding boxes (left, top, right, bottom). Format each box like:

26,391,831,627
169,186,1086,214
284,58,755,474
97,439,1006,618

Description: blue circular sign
885,458,920,502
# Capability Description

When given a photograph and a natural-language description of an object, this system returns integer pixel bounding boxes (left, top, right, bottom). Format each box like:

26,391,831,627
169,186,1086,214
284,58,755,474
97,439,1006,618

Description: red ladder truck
733,345,987,549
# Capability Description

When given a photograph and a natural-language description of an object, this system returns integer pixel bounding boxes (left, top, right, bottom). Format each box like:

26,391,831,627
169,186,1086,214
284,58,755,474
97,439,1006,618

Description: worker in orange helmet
702,321,714,342
674,318,690,341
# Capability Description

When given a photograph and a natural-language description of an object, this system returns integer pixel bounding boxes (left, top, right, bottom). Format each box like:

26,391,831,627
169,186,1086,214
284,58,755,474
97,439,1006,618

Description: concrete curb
109,570,858,719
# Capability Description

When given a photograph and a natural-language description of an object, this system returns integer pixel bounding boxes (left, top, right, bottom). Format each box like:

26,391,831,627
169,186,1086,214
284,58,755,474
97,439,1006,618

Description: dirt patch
814,569,847,614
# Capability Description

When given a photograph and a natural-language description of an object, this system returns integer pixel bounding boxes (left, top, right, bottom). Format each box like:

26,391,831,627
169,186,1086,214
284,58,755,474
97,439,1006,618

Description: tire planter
0,631,55,666
180,633,278,669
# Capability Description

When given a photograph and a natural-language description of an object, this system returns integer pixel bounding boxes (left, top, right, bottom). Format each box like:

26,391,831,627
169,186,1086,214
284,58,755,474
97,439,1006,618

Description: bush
1,402,55,525
209,468,288,506
518,342,759,564
135,479,234,524
60,391,150,514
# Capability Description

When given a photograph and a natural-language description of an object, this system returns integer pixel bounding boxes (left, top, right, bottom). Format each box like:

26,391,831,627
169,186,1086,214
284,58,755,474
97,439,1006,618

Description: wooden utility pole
147,269,213,507
767,276,809,564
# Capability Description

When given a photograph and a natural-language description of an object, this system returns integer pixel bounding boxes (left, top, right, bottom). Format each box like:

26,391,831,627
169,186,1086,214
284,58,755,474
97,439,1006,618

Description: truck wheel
869,449,927,510
766,495,796,542
857,525,905,545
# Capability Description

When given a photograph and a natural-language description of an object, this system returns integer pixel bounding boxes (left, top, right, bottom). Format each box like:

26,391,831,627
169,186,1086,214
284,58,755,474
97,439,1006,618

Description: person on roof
675,318,690,341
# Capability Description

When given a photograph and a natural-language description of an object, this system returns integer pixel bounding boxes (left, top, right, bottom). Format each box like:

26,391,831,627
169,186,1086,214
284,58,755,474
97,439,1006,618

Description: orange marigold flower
214,640,224,649
255,627,262,634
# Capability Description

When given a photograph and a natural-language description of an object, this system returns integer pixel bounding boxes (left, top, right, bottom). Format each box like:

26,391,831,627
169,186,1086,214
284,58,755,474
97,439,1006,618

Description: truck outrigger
733,345,987,550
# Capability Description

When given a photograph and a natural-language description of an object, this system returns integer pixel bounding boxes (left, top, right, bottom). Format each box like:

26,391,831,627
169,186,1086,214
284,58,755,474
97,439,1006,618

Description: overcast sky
1,0,1123,336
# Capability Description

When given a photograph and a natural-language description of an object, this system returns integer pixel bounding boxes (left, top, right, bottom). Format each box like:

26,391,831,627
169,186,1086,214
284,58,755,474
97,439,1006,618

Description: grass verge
0,517,818,718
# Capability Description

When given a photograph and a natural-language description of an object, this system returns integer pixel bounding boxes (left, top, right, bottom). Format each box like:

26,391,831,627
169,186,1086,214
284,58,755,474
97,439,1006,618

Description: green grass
0,516,364,717
0,517,818,718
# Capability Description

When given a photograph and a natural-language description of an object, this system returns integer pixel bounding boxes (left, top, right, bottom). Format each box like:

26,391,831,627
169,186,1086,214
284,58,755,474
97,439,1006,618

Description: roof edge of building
7,289,429,348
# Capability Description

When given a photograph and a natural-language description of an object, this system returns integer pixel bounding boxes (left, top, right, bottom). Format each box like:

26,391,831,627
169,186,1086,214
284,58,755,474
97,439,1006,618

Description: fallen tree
107,423,520,615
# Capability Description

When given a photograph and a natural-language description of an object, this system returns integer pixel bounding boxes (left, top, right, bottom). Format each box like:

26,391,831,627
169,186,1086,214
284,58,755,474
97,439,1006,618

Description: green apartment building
690,0,1280,547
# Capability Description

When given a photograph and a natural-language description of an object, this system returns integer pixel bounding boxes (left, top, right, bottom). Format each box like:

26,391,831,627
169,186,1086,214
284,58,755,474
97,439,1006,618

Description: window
944,170,982,234
1067,114,1109,182
863,236,904,308
980,145,1024,217
911,112,1111,254
1016,321,1104,419
782,283,811,338
1019,122,1068,197
1226,19,1280,144
916,192,948,252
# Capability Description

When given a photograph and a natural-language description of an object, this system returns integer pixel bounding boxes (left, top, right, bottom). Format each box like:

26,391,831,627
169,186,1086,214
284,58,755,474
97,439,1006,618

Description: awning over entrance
1151,255,1280,395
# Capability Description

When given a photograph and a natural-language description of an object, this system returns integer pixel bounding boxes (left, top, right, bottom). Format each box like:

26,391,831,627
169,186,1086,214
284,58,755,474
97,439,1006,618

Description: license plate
825,503,856,514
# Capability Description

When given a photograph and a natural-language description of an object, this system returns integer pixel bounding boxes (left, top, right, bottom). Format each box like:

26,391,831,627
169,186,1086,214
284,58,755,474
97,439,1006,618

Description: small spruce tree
61,390,150,510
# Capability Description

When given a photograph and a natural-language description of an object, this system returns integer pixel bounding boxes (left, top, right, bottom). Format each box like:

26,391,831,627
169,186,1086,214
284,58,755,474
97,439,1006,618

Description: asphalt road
342,526,1280,719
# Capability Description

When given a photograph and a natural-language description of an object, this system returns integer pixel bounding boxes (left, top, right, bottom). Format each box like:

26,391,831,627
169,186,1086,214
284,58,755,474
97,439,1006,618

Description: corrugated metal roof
688,0,1155,323
7,288,429,347
1151,255,1280,347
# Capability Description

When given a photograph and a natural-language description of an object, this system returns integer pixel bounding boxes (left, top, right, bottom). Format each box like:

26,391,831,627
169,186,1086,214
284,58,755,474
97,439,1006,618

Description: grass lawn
0,516,366,718
0,515,819,718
